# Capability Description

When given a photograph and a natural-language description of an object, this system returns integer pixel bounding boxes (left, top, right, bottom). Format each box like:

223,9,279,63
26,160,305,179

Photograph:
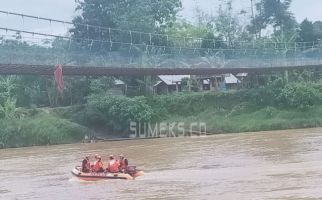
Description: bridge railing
0,35,321,69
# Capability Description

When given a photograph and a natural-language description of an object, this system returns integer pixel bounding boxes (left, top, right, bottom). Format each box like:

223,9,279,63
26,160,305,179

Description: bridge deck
0,64,321,76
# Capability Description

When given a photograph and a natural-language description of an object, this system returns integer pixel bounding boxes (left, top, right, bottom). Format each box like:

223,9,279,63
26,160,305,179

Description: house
236,73,248,80
200,74,241,91
153,74,241,95
153,75,190,94
224,74,241,90
109,79,127,95
202,79,211,90
236,73,249,88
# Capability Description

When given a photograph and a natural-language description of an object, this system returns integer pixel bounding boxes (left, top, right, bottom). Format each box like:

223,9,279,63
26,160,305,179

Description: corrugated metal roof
236,73,248,77
154,81,162,87
203,79,210,84
225,74,240,84
114,79,125,85
158,75,190,85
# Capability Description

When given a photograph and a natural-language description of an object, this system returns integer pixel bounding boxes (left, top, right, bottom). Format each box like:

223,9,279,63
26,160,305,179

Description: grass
165,105,322,134
0,112,89,148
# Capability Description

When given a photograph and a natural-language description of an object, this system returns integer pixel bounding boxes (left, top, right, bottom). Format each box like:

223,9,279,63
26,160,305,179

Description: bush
87,94,154,131
243,79,322,109
244,78,285,107
147,91,248,119
0,113,88,148
276,83,321,109
263,106,277,118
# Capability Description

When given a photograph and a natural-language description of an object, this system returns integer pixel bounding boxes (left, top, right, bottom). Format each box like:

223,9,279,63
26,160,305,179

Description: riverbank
1,104,322,148
0,111,89,148
167,104,322,134
1,80,322,148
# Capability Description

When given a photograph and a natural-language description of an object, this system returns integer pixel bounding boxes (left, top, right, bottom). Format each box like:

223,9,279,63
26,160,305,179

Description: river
1,128,322,200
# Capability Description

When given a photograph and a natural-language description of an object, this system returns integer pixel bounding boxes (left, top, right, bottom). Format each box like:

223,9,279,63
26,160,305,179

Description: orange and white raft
71,166,144,181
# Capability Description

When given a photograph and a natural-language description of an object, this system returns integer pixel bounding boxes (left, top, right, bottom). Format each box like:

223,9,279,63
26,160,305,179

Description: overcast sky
0,0,321,36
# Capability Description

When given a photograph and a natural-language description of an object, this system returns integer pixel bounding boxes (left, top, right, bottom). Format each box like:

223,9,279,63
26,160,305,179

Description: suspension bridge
0,10,321,76
0,64,321,76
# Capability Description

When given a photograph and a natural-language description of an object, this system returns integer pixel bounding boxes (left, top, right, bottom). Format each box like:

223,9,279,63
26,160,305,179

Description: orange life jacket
94,160,103,172
108,160,120,173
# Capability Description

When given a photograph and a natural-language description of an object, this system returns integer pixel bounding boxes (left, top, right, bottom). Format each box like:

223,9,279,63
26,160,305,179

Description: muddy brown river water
1,128,322,200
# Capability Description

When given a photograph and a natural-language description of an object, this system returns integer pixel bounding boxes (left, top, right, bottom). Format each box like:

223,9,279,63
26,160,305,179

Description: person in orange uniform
107,155,120,173
93,156,104,173
118,154,129,173
91,154,99,169
82,155,91,173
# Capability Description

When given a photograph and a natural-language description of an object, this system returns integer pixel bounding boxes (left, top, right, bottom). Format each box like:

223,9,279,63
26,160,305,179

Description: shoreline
93,126,322,142
2,126,322,150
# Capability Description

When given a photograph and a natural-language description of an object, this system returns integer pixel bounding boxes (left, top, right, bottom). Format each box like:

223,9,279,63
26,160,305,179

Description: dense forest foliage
70,0,322,46
1,0,322,148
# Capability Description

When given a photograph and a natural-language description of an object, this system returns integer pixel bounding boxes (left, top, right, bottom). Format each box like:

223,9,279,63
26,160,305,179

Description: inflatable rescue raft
71,166,144,181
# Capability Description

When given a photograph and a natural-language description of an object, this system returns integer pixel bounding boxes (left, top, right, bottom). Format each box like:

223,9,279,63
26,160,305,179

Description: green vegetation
0,110,88,148
2,77,322,148
88,81,322,133
51,79,322,136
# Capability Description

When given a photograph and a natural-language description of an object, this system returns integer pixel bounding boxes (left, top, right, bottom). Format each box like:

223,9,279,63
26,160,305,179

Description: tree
313,21,322,40
0,76,17,105
193,4,213,27
201,32,226,49
89,77,115,94
298,19,316,42
0,98,16,119
191,1,250,48
70,0,182,45
166,20,210,47
247,5,267,39
248,0,297,38
214,2,243,47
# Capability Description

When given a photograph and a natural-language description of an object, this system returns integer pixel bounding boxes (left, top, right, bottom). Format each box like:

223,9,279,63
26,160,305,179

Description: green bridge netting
0,10,321,69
